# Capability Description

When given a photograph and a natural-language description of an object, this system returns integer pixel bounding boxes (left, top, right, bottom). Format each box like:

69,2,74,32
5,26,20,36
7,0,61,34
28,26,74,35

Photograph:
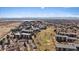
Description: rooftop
56,43,76,49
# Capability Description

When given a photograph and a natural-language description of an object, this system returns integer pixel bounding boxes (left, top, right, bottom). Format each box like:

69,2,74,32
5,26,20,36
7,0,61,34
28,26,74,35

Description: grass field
33,26,56,51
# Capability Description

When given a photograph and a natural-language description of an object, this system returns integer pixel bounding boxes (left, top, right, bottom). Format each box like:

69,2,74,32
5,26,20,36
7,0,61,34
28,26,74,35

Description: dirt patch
0,21,22,38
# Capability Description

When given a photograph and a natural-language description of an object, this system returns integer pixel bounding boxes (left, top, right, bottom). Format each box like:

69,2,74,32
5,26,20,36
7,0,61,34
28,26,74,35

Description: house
56,32,77,42
55,43,77,51
21,33,32,39
21,29,33,33
13,32,21,39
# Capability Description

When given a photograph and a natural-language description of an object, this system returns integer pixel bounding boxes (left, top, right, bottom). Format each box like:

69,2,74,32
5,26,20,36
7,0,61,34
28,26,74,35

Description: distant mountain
0,17,79,21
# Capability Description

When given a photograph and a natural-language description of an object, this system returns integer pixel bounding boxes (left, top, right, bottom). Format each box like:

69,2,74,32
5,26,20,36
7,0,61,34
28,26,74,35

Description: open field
32,26,56,51
0,21,22,38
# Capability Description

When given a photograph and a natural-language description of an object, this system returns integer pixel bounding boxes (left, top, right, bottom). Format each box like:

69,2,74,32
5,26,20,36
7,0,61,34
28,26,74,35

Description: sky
0,7,79,18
